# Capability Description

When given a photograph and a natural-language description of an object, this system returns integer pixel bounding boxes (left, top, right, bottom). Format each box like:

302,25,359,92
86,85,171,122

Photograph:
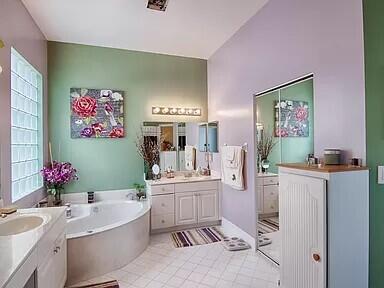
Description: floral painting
274,100,309,137
70,88,124,138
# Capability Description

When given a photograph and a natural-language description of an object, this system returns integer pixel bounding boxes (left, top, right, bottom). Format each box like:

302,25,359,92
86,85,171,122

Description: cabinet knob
161,220,165,223
161,203,165,207
54,246,60,254
312,253,321,262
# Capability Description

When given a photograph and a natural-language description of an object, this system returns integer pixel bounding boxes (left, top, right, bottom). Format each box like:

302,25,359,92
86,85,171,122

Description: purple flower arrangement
41,161,78,190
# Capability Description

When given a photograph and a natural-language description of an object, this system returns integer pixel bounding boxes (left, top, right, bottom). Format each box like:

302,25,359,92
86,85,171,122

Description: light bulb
153,107,160,114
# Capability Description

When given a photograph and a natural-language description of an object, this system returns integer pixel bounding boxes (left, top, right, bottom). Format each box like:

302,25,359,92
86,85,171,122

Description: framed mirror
198,121,219,153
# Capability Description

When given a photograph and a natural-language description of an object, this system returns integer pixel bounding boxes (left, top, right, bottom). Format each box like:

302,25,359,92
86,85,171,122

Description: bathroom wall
208,0,365,237
48,42,207,193
364,0,384,287
0,0,48,207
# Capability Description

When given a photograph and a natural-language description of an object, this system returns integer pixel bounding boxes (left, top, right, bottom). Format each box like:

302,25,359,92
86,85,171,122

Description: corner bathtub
66,200,150,285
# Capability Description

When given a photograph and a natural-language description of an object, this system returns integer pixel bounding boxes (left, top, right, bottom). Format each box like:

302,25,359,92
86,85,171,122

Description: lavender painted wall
208,0,365,236
0,0,48,207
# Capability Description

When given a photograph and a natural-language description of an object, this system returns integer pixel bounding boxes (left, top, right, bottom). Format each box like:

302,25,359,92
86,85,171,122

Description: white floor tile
71,229,281,288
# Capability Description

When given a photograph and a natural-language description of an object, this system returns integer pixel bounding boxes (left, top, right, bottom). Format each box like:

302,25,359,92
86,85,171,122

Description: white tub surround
146,174,221,232
0,207,66,288
66,200,150,285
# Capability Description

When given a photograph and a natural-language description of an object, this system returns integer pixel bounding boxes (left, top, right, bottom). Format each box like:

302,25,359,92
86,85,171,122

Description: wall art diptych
71,88,124,138
274,100,309,137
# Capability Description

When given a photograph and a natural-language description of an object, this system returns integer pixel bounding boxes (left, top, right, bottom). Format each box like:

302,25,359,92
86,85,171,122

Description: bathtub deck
69,228,279,288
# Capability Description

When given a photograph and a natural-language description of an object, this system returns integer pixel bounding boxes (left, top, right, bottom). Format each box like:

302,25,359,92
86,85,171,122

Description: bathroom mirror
198,121,219,153
255,76,314,174
143,121,219,172
254,75,314,265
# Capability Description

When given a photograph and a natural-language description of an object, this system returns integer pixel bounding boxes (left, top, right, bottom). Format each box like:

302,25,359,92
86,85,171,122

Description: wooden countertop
277,163,369,173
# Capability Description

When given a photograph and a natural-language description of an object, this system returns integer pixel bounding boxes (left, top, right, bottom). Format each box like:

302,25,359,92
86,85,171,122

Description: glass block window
11,48,43,202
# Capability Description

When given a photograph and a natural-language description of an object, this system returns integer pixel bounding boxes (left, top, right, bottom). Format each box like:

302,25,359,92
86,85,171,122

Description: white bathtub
66,200,150,285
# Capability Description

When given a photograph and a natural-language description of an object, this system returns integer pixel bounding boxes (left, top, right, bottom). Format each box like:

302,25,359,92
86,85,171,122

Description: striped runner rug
171,226,225,248
70,280,119,288
258,217,279,235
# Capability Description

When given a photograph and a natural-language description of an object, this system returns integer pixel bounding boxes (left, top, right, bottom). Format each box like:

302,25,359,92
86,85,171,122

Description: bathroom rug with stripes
258,217,279,235
171,226,225,248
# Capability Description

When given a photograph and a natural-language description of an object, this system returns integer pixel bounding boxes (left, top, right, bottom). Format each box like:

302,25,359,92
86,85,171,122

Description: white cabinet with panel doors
147,178,221,232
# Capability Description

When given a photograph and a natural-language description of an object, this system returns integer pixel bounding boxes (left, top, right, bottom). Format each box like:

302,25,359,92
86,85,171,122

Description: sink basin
0,215,45,236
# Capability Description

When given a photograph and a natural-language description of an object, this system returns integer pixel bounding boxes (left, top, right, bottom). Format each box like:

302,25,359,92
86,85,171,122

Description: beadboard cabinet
147,178,221,232
278,164,369,288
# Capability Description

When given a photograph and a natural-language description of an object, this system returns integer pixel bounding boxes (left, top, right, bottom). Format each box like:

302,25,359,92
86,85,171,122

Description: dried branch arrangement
257,130,277,160
135,129,163,168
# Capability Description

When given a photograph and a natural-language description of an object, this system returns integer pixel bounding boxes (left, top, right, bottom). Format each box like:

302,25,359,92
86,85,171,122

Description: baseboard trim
221,217,256,250
151,220,222,235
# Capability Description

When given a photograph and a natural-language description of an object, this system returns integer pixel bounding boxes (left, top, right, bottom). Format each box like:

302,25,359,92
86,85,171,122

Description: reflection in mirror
198,124,207,152
255,75,314,266
255,77,314,174
143,121,219,173
199,122,219,153
207,122,218,153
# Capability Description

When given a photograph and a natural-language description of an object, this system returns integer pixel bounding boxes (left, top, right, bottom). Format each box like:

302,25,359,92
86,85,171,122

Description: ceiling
22,0,268,59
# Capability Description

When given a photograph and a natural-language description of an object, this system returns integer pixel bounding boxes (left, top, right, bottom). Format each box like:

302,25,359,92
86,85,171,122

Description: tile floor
73,231,280,288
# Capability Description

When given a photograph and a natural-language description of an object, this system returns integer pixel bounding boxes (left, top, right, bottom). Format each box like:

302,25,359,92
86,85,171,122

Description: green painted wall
256,79,314,174
48,42,207,193
364,1,384,287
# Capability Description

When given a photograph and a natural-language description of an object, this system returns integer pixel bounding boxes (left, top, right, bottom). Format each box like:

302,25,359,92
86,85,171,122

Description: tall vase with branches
135,129,163,180
257,130,277,173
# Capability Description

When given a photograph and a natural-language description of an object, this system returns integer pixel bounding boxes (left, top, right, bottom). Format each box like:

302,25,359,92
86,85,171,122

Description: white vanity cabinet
147,178,220,232
37,212,67,288
2,208,66,288
278,164,369,288
256,173,279,215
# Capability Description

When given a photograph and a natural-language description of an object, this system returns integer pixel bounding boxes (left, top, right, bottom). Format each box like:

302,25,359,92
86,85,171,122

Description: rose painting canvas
274,100,309,137
70,88,124,138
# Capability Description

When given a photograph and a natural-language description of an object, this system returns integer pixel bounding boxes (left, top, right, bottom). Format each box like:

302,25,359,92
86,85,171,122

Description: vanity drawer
151,213,175,229
263,198,279,214
175,181,218,193
263,176,279,186
151,194,174,215
151,184,175,195
263,185,278,201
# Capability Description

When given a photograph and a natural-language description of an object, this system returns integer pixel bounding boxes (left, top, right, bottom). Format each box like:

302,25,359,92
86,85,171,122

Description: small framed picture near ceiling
70,88,124,138
274,100,309,137
147,0,169,11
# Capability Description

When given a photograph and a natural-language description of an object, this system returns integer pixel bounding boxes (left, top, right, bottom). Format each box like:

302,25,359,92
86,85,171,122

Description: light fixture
152,106,201,117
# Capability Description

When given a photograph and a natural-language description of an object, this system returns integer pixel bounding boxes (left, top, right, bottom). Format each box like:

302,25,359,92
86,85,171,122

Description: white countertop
0,207,66,288
257,172,278,177
146,174,221,186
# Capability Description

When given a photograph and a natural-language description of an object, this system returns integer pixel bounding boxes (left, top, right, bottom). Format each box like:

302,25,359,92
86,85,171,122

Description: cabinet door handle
54,246,60,254
161,220,165,223
161,203,165,207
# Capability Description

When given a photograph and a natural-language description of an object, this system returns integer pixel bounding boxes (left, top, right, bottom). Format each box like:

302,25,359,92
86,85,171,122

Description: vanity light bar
152,107,201,116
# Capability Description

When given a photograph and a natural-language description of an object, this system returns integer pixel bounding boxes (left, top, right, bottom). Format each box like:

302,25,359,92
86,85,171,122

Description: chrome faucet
126,192,137,200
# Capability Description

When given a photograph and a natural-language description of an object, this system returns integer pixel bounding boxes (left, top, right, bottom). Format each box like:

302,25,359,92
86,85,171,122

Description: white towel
185,145,196,171
221,145,244,190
